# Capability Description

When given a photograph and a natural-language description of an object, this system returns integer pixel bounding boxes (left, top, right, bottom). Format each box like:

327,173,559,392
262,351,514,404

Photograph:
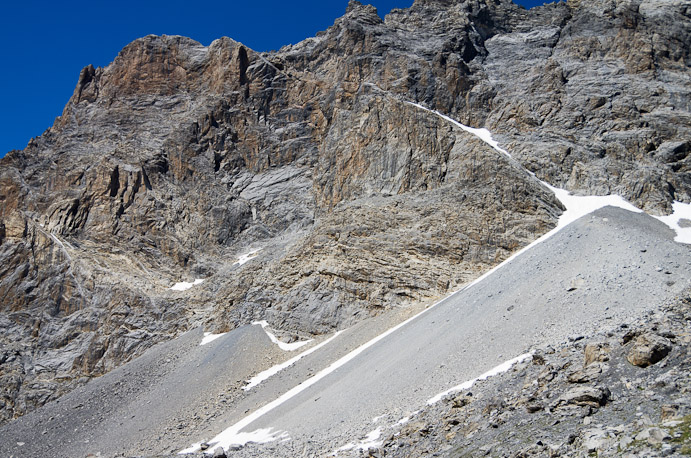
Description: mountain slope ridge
0,0,689,434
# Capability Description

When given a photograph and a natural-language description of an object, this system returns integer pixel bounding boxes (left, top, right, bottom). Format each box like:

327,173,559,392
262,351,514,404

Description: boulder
553,386,611,409
212,446,227,457
627,333,672,367
584,343,610,366
568,362,606,383
635,427,671,445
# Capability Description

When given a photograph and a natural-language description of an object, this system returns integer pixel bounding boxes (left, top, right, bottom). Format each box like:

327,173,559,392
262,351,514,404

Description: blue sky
0,0,558,157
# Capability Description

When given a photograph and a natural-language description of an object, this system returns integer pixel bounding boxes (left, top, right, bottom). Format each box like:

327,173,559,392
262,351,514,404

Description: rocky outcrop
0,0,689,424
627,332,673,367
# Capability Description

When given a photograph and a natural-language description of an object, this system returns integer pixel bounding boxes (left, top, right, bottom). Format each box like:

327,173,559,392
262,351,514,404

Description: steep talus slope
1,207,688,458
0,0,689,426
380,289,691,458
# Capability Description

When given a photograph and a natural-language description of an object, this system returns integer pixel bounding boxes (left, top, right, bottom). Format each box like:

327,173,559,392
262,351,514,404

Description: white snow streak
252,321,314,351
200,332,227,346
243,331,343,391
335,428,383,453
180,265,530,455
427,353,532,405
180,296,455,455
407,102,511,159
179,428,289,455
170,279,204,291
234,248,262,266
180,328,348,454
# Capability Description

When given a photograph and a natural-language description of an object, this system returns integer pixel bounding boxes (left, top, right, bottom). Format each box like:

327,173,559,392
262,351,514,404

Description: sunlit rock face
0,0,689,423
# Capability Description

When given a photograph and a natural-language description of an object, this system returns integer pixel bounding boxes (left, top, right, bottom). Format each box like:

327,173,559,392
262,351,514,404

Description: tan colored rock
660,404,680,421
568,362,606,384
584,343,611,366
627,333,672,367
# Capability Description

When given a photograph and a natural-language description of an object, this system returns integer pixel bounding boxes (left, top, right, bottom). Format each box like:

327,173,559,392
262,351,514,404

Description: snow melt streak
252,321,313,351
427,353,532,405
244,331,342,391
171,278,204,291
200,332,227,346
336,428,383,453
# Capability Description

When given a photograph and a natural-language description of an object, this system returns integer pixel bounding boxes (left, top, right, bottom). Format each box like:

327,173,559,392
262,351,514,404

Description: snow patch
243,331,343,391
179,427,289,455
200,332,227,346
234,248,261,266
455,190,641,296
335,428,383,454
653,201,691,244
546,185,643,230
427,353,532,405
252,321,314,351
170,279,204,291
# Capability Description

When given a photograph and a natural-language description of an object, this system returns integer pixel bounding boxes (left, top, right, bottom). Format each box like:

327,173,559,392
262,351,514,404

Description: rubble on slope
374,290,691,457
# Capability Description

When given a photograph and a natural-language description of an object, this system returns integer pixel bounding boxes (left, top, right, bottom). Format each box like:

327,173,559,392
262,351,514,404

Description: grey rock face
0,0,689,424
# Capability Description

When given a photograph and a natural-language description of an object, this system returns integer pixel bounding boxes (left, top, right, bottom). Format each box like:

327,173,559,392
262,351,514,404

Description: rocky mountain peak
66,34,253,105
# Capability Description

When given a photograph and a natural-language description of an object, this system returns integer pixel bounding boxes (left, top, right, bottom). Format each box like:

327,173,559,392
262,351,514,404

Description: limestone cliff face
0,0,688,424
